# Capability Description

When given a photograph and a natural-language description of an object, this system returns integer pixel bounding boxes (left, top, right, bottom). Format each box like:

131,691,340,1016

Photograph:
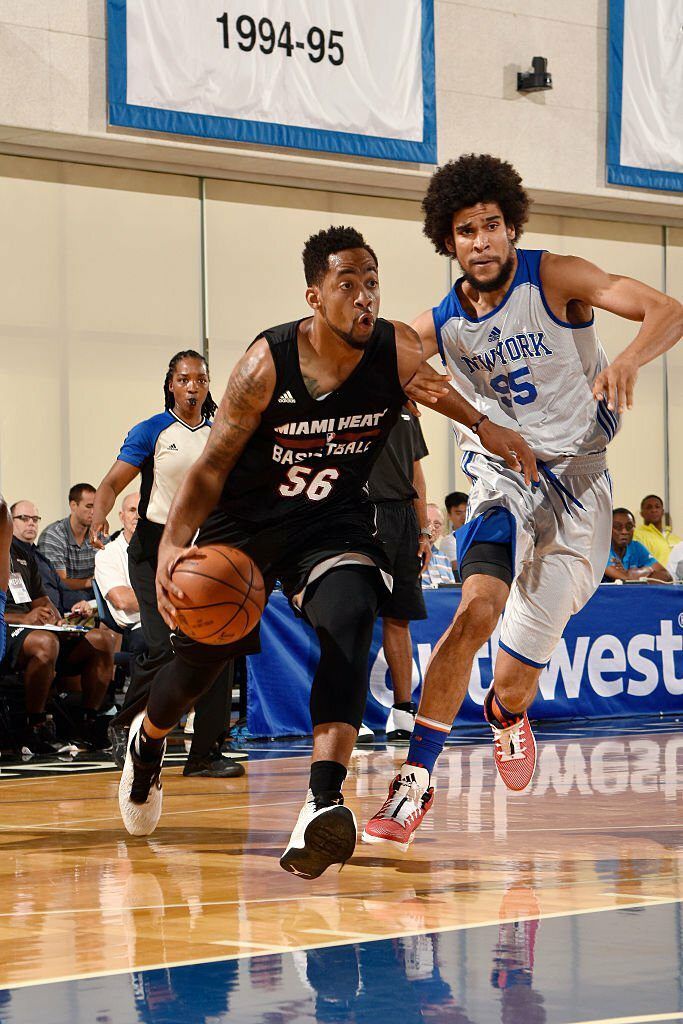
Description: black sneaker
183,748,245,778
21,716,61,756
280,790,357,879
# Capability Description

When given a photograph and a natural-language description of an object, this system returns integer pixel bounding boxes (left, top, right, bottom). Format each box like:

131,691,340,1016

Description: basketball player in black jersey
118,226,536,878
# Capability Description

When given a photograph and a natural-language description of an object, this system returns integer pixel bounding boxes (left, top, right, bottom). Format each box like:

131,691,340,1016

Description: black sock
82,708,98,724
393,700,417,713
485,687,522,728
27,712,46,727
135,722,166,763
309,760,347,802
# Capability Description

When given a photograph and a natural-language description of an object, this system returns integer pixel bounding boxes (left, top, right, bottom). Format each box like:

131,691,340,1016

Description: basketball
169,545,266,645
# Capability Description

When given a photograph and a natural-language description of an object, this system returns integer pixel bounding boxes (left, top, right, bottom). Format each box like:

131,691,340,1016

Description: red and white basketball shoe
362,765,434,852
484,694,537,792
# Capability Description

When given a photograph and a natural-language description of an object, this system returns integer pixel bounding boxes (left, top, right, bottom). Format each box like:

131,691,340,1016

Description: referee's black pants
114,545,232,758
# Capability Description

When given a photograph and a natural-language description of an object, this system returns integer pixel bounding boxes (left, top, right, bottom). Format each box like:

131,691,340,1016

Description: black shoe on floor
108,723,129,768
20,716,61,756
182,750,245,778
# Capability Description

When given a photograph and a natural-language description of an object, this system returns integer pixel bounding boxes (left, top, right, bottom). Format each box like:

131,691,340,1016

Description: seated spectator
11,499,92,616
667,540,683,582
94,492,146,659
445,491,468,531
441,490,469,574
633,494,681,567
605,508,672,582
422,503,456,587
38,484,98,609
1,531,115,752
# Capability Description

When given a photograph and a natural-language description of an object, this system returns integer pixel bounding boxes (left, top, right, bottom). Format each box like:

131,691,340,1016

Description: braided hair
163,349,217,419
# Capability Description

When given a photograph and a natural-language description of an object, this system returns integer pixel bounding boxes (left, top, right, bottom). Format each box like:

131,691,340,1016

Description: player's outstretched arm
543,253,683,414
156,340,275,625
403,314,539,485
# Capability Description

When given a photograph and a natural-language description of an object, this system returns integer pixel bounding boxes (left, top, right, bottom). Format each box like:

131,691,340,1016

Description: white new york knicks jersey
433,248,620,462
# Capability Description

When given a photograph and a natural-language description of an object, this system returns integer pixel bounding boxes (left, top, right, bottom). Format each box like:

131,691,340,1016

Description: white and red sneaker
362,765,434,852
485,702,537,792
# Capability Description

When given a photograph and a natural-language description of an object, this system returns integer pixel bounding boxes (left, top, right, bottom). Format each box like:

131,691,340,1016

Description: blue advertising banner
247,584,683,737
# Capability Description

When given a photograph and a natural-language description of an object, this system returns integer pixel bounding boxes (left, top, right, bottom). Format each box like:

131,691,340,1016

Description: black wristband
470,414,489,434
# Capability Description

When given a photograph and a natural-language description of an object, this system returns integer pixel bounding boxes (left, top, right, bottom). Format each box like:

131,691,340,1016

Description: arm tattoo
203,354,270,471
204,418,250,472
227,356,270,410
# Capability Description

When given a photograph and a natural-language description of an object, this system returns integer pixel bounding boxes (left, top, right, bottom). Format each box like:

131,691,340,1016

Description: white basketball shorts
460,451,612,668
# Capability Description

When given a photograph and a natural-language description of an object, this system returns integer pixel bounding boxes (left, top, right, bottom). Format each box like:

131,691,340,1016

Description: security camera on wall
517,56,553,93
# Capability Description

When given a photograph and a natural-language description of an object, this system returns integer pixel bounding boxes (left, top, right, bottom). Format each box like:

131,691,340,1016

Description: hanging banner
247,585,683,738
607,0,683,193
107,0,437,163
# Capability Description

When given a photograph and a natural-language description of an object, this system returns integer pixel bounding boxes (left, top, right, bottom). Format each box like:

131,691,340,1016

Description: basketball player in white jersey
363,153,683,850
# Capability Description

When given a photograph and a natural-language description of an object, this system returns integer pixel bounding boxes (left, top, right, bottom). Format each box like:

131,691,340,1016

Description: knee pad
457,508,515,586
460,541,513,587
305,566,381,730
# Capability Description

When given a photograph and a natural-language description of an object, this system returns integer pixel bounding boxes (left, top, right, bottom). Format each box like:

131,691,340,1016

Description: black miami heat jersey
218,318,406,524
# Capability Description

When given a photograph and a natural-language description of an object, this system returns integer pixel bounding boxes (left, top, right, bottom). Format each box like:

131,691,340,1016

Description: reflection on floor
0,717,681,1023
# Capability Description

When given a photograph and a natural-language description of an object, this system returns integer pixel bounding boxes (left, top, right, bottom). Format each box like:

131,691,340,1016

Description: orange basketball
169,545,266,645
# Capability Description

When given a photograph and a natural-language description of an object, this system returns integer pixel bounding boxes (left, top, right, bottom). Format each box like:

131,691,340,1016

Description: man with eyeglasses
11,501,92,616
13,501,63,609
5,499,113,752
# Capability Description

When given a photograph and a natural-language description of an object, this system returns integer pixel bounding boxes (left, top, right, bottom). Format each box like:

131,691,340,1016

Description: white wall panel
0,157,201,524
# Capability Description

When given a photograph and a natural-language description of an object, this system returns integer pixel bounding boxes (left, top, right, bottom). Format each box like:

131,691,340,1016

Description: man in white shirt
95,493,145,656
668,541,683,582
422,504,456,587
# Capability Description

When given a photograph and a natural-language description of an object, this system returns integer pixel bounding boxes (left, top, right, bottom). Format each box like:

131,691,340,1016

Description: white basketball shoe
385,705,417,742
118,711,166,837
280,790,357,879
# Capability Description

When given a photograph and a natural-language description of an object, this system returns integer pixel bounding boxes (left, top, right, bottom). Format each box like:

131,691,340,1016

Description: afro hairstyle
422,154,531,256
302,225,378,286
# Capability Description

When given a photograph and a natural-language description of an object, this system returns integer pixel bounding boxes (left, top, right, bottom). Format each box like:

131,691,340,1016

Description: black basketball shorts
171,504,393,664
374,501,427,621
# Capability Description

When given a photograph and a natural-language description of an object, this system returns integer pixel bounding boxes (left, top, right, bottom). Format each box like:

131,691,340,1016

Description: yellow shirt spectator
634,495,681,567
634,523,681,566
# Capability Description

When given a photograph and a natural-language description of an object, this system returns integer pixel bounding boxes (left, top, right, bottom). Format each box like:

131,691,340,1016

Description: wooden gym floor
0,718,681,1023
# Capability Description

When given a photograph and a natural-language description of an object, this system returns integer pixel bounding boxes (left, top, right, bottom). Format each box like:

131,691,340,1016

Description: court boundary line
1,814,681,835
0,883,678,923
0,751,313,791
2,895,681,992
0,797,304,832
562,1014,683,1024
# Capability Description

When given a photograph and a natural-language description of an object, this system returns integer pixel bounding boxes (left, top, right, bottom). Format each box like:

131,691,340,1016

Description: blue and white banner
607,0,683,193
107,0,436,163
247,586,683,737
